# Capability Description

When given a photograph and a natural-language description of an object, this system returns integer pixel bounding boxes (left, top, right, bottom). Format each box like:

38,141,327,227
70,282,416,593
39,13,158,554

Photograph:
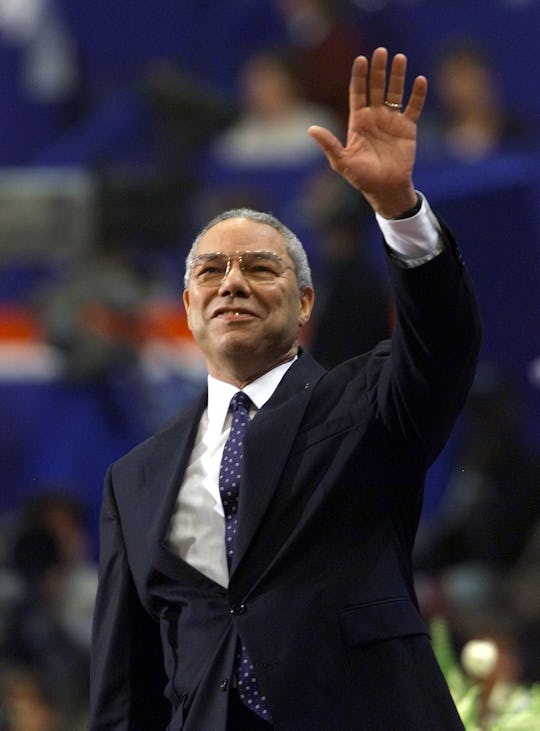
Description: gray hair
184,208,313,290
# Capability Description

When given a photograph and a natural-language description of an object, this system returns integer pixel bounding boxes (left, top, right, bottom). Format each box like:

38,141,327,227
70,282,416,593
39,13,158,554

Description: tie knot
230,391,252,414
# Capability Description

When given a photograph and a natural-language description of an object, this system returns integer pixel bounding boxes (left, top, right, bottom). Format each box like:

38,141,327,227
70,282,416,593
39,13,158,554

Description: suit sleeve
369,221,482,464
89,466,169,730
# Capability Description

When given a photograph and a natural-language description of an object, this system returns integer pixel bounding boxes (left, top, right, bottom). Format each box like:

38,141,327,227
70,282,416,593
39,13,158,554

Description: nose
217,259,251,297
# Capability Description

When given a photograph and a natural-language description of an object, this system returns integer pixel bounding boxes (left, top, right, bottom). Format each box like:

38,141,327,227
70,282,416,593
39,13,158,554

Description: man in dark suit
90,48,481,730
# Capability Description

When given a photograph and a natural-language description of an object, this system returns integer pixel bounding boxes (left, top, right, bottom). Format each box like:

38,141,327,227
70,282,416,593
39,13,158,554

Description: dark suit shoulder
291,344,389,434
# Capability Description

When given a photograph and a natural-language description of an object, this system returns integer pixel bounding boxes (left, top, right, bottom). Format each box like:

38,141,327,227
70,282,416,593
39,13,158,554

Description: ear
182,289,192,331
299,286,314,326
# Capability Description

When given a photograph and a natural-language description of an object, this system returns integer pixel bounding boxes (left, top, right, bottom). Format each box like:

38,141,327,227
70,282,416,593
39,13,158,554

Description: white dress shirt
167,360,296,587
167,194,443,587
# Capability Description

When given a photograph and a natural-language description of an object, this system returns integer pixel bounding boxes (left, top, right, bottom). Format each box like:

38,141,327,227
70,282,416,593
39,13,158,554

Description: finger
368,47,388,107
308,125,344,169
403,75,428,124
349,55,368,114
385,53,407,108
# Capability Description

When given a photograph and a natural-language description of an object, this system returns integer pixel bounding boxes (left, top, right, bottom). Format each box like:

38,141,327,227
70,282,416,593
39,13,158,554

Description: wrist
366,185,418,220
390,193,422,220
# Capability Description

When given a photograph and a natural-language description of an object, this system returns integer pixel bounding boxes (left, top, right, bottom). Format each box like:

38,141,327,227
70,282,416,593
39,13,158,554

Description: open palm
309,48,427,218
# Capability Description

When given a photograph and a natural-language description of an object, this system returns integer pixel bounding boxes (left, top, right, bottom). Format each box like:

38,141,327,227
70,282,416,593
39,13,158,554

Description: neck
208,348,298,389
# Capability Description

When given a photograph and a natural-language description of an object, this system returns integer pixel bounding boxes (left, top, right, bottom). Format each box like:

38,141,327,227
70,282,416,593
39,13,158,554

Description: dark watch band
391,194,422,220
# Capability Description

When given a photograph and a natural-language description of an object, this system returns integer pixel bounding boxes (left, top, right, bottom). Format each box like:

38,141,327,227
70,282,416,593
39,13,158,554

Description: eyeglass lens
192,251,288,285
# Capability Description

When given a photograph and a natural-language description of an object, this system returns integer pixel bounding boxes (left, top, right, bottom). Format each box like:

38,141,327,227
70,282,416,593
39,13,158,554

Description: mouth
212,308,258,321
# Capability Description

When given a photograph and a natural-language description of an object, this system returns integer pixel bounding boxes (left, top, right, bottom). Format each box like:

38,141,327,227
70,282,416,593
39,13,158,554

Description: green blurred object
430,617,540,730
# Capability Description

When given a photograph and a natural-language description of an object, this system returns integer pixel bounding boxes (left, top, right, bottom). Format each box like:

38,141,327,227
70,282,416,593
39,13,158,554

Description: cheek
183,294,206,334
277,295,302,329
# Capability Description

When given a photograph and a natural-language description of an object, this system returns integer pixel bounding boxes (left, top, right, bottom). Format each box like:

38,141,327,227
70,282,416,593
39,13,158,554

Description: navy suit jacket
90,230,481,730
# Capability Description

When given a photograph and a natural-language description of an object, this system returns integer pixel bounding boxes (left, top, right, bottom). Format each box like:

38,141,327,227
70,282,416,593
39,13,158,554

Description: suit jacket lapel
141,353,325,585
232,353,325,574
146,392,230,592
145,393,207,560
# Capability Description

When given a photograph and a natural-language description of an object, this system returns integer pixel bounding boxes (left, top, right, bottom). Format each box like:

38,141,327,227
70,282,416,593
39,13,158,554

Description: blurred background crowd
0,0,538,728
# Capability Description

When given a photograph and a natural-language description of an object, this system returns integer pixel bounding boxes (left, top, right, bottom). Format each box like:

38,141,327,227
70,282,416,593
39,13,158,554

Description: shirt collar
207,357,297,433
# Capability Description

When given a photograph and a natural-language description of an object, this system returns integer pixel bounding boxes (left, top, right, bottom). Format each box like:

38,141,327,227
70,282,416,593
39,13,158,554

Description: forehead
196,218,289,257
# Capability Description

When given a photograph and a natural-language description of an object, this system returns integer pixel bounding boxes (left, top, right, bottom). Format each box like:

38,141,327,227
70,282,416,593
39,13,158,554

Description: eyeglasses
189,250,295,287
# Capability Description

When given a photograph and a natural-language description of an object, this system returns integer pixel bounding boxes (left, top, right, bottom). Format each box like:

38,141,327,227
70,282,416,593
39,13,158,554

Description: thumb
308,125,344,168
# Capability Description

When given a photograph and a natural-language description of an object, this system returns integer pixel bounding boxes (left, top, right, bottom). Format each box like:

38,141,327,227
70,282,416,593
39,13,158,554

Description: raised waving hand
309,47,428,219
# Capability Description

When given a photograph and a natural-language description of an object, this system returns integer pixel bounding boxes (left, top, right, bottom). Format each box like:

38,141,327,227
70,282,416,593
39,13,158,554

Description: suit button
229,603,246,615
220,679,229,691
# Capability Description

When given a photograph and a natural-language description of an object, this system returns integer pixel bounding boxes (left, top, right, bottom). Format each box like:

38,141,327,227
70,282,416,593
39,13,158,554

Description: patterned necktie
219,392,272,724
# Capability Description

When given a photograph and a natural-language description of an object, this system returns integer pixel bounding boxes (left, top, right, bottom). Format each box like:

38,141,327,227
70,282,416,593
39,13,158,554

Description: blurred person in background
419,40,532,164
414,364,540,682
32,236,208,434
302,169,391,367
0,492,95,727
210,47,339,168
274,0,371,128
502,516,540,684
34,243,152,384
0,664,63,731
0,0,79,165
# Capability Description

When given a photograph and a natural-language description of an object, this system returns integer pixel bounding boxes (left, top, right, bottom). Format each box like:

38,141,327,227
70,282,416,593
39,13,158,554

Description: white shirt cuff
375,192,444,267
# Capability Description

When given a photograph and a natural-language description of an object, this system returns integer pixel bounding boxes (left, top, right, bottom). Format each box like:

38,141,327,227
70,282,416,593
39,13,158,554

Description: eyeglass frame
187,250,297,287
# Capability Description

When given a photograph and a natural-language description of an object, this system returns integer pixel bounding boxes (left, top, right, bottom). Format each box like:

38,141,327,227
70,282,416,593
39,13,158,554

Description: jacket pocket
339,597,429,647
